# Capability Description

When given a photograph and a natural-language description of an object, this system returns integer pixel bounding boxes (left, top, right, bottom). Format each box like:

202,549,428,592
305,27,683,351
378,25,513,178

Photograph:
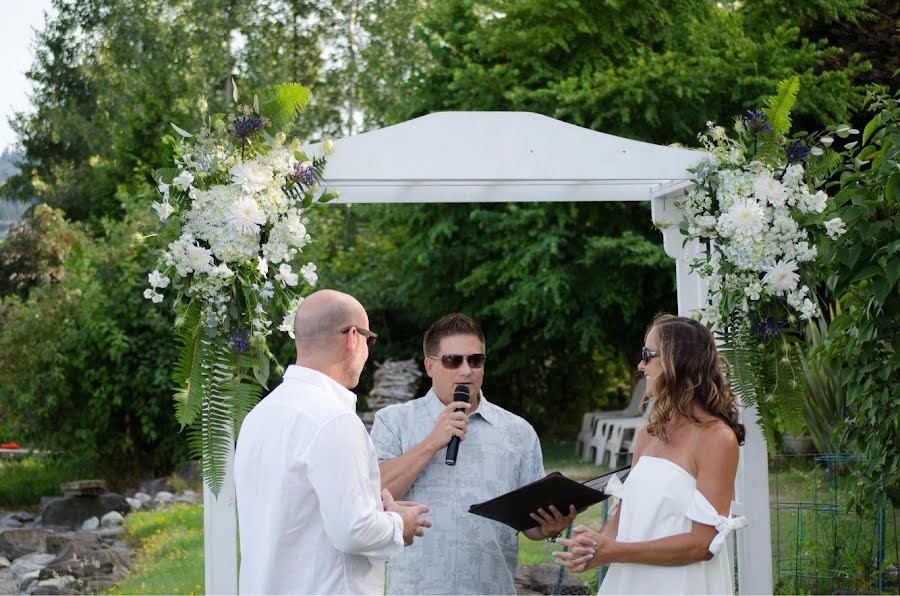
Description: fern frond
763,76,800,135
173,302,207,427
258,83,312,131
805,147,843,187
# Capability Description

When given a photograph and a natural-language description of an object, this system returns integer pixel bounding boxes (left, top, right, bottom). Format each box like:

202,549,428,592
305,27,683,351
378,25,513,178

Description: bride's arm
556,425,739,569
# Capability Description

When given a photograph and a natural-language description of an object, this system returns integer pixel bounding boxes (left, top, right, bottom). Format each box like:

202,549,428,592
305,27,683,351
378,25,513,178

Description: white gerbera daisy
726,199,767,237
230,162,270,194
763,260,800,296
229,197,266,235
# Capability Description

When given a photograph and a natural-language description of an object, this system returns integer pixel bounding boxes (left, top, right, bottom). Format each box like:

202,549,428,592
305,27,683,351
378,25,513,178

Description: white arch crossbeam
303,111,703,203
206,112,772,595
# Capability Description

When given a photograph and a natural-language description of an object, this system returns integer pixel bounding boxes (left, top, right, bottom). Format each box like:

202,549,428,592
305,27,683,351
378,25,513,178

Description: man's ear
423,356,435,379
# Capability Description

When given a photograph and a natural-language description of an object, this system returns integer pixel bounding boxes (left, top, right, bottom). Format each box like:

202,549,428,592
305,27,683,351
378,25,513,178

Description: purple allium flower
291,162,318,187
228,325,251,353
786,139,811,163
741,110,773,135
751,317,785,339
227,115,266,141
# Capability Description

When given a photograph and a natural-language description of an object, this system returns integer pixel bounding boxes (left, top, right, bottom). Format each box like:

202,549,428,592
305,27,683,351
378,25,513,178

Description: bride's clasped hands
552,525,613,573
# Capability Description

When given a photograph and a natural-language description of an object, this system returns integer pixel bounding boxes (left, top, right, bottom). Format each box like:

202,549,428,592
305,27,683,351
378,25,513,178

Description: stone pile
359,358,423,430
0,484,201,595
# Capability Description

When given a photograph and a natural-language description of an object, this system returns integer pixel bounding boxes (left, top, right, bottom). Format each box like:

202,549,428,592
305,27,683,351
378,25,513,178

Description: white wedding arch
204,111,773,595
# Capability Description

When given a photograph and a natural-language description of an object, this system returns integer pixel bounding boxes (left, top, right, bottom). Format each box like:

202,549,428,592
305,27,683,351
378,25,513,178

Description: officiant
370,313,576,595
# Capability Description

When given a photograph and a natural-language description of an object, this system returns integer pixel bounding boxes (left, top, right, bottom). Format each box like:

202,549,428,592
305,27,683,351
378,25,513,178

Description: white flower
152,200,175,221
148,270,170,289
323,139,334,154
158,182,170,195
799,298,819,321
212,263,235,279
275,263,298,287
275,132,286,145
197,95,208,113
763,260,800,296
143,288,164,303
300,262,318,286
808,191,828,214
229,162,270,195
824,217,846,239
259,281,275,300
229,196,266,235
726,199,767,237
279,311,296,339
257,257,268,276
744,282,762,301
173,171,194,191
754,172,787,206
185,243,214,274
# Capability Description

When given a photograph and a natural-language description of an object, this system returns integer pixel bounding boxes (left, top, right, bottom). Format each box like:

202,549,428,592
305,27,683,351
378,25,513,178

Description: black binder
468,466,631,532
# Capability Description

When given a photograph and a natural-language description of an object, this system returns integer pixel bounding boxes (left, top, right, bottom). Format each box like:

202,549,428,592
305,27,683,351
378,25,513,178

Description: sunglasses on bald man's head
427,353,486,369
340,325,378,347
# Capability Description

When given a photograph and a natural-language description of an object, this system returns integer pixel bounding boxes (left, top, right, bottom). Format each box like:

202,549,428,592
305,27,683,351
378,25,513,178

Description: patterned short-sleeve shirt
371,390,545,595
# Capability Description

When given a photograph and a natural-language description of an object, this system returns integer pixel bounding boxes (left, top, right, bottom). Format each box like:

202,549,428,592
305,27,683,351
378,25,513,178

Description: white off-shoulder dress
597,456,748,595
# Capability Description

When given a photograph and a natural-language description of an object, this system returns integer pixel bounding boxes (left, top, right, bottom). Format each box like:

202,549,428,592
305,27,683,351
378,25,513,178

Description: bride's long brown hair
642,314,745,445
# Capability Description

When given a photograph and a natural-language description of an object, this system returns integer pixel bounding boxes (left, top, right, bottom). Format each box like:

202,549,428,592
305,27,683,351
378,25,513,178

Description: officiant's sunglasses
340,325,378,347
427,354,487,369
641,347,659,363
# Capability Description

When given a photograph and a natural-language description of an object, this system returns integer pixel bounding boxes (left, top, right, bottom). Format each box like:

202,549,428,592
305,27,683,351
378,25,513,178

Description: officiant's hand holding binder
468,466,631,532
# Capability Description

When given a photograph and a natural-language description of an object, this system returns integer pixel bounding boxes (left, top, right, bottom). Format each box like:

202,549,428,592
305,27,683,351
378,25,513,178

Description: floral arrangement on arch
144,82,338,494
678,77,850,442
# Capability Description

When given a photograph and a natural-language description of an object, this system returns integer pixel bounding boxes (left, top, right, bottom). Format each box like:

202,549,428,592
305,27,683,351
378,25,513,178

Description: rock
39,541,129,581
175,460,201,486
154,491,175,503
0,528,53,559
100,511,124,528
10,552,55,587
125,497,142,511
109,540,131,561
40,494,129,529
0,556,9,568
0,568,16,595
61,479,107,497
139,477,172,497
20,569,40,593
1,516,23,528
514,563,589,595
81,517,99,531
10,511,35,523
95,527,125,540
33,574,75,594
134,492,152,505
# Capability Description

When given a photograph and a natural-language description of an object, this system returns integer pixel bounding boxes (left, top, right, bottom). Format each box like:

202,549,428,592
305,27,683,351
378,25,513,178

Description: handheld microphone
445,385,470,466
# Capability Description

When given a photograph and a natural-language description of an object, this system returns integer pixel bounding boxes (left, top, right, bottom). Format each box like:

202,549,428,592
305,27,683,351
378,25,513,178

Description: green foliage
717,320,808,450
0,205,187,477
764,76,801,135
258,83,312,132
799,305,846,454
0,457,98,507
819,91,900,509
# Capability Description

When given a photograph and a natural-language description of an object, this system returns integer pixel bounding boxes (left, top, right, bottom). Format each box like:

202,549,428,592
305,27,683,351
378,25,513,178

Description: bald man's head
293,290,366,354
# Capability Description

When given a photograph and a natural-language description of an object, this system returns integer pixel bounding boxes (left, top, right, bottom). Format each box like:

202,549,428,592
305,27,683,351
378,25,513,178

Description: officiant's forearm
379,440,439,499
608,533,713,566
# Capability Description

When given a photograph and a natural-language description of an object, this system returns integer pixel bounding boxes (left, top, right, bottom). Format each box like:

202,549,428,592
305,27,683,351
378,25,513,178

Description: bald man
235,290,431,595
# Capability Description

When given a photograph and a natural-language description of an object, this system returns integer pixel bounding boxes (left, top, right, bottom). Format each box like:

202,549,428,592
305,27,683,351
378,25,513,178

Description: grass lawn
112,503,205,595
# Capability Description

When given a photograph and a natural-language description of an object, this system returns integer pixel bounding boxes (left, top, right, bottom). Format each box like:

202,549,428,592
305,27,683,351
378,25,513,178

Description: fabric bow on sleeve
686,491,749,555
603,472,626,517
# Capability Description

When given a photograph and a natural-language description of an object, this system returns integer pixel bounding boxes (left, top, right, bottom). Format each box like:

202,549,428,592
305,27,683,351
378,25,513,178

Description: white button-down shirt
371,390,544,595
235,365,404,595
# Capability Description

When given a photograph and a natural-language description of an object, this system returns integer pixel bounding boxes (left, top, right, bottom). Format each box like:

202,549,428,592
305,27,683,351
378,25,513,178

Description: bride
553,314,748,594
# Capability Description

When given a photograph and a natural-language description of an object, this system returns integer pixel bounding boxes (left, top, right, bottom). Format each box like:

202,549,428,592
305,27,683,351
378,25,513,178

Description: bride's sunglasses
427,353,486,369
641,347,659,363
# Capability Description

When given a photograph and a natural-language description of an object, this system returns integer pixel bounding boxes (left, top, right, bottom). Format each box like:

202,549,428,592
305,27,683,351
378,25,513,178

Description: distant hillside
0,148,28,234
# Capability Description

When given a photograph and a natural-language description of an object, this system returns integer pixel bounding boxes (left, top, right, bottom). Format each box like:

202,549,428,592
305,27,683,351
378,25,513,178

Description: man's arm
372,400,471,499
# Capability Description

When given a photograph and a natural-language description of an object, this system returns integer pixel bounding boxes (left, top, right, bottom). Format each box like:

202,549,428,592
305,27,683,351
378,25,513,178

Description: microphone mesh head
453,385,470,402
